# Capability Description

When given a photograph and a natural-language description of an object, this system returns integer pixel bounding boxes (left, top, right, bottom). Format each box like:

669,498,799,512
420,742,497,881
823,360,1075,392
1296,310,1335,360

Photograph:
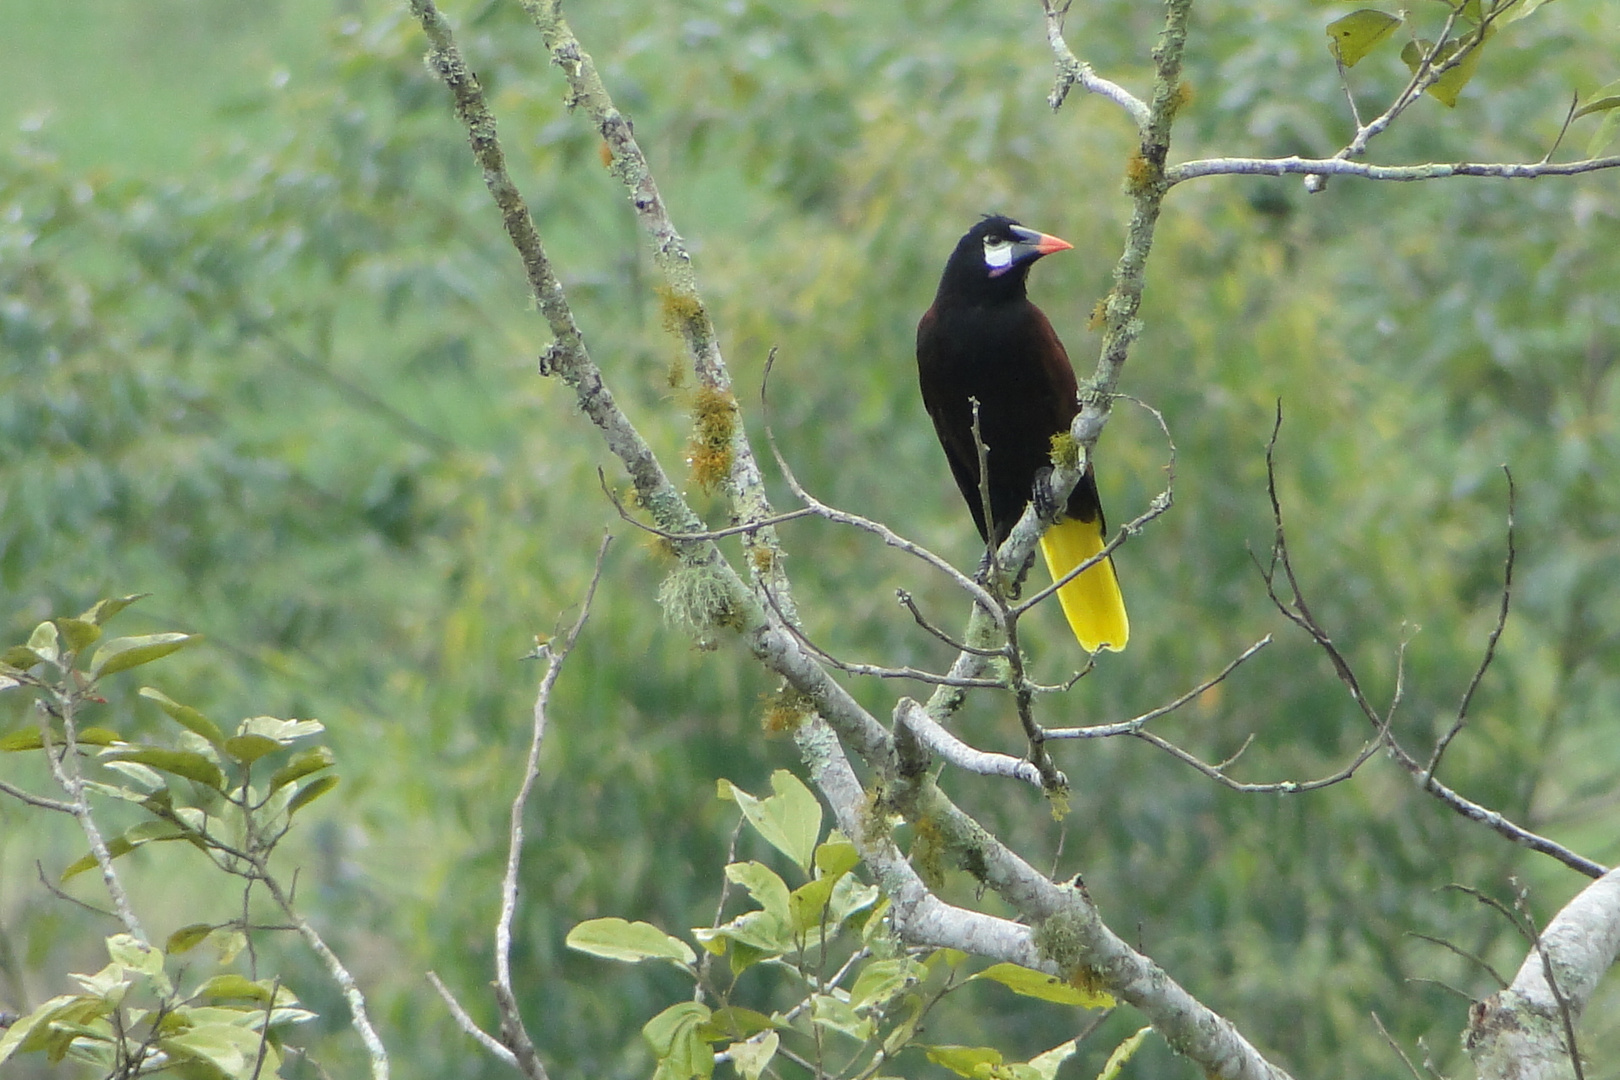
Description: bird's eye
982,237,1015,271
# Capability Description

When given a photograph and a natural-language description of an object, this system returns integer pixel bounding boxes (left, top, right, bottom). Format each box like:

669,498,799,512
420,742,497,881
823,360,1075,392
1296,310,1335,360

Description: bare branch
600,469,815,542
1045,636,1270,739
1371,1011,1425,1080
894,698,1047,789
1168,153,1620,186
1425,466,1514,781
761,353,1006,623
1259,407,1608,879
1041,0,1151,127
1467,870,1620,1080
0,778,75,813
759,578,1006,690
38,698,147,944
426,971,518,1070
480,537,611,1080
259,871,390,1080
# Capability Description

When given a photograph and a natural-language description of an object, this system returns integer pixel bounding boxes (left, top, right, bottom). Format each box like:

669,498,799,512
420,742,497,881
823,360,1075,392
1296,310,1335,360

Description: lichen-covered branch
1167,153,1620,185
1468,868,1620,1080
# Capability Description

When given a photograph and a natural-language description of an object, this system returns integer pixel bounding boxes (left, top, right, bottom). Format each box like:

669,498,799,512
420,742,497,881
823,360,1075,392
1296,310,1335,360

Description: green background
2,0,1617,1076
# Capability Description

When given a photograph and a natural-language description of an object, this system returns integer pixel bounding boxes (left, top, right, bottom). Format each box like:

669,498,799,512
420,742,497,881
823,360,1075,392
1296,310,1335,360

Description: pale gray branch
1467,868,1620,1080
1167,154,1620,186
893,698,1045,788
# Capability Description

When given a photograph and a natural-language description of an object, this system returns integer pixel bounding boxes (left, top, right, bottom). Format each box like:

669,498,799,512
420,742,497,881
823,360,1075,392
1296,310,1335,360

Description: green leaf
54,617,102,653
970,963,1116,1008
1500,0,1557,23
643,1001,714,1080
1026,1039,1078,1080
924,1044,1004,1077
139,687,226,745
27,621,60,665
269,746,335,790
167,923,217,954
161,1022,273,1079
2,725,124,752
88,633,196,679
810,993,872,1041
107,933,172,997
1,644,46,669
237,714,325,744
194,973,276,1003
725,1031,779,1080
828,874,880,927
813,832,860,879
1325,10,1401,67
0,994,111,1066
1587,109,1620,158
1400,28,1491,107
101,745,225,790
566,917,697,966
718,770,821,874
0,728,44,751
696,1007,775,1042
1574,79,1620,120
1096,1027,1152,1080
78,595,149,626
287,774,339,814
61,819,196,880
849,958,923,1010
223,733,282,764
788,875,837,933
726,861,792,924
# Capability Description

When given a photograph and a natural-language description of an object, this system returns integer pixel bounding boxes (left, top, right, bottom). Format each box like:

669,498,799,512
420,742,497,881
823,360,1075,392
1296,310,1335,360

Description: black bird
916,215,1128,652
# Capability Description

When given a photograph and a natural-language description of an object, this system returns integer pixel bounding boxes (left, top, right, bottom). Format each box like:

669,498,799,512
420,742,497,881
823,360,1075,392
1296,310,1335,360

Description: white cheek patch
983,239,1015,275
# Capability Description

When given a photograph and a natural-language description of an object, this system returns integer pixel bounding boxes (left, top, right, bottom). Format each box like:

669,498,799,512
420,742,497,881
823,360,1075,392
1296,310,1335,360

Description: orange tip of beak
1034,233,1074,255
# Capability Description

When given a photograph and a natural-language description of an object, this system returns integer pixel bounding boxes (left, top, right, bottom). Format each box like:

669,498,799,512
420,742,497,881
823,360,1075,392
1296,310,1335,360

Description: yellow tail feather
1038,519,1128,653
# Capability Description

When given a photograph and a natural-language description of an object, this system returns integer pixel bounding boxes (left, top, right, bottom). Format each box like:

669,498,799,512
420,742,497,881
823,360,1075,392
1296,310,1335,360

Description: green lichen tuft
656,560,739,650
1048,431,1080,472
1032,906,1105,993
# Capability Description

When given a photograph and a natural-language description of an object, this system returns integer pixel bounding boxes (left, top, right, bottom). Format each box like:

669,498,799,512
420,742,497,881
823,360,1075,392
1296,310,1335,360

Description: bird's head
935,215,1073,302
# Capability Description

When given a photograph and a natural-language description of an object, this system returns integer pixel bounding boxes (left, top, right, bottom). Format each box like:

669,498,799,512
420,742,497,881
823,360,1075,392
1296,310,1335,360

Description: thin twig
760,351,1005,622
896,590,1006,658
1370,1011,1425,1080
1425,466,1514,781
1406,930,1509,990
489,536,611,1080
1258,405,1607,877
757,577,1006,690
0,778,76,813
260,871,389,1080
38,696,148,944
426,971,518,1068
599,469,815,541
1040,0,1151,127
1045,637,1270,739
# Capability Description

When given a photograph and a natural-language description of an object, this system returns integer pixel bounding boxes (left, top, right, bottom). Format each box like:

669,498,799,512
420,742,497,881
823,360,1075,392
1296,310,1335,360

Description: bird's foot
1032,466,1061,523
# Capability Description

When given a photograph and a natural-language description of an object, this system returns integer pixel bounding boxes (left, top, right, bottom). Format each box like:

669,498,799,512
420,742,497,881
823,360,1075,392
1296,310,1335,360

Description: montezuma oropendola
916,216,1128,653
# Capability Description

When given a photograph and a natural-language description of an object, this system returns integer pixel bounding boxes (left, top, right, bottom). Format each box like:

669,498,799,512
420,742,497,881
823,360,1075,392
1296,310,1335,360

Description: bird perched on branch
916,215,1128,653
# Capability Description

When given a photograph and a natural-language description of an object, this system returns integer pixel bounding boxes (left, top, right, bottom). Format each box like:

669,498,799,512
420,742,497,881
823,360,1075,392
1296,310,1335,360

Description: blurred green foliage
2,0,1618,1077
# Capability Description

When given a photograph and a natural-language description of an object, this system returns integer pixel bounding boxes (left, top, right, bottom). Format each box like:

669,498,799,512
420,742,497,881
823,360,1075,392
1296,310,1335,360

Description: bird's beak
1008,224,1073,262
